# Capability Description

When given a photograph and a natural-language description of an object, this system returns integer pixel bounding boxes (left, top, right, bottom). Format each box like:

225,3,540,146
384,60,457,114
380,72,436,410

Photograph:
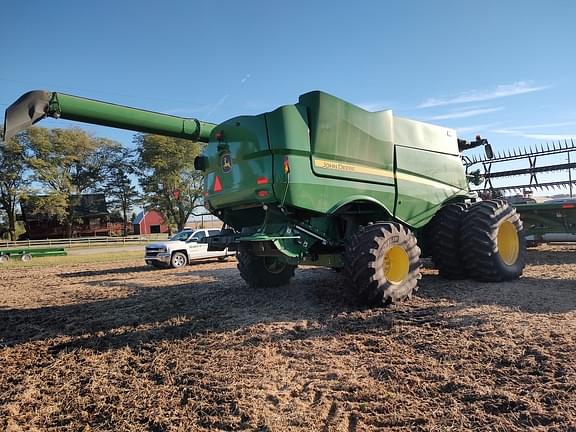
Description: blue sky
2,0,575,194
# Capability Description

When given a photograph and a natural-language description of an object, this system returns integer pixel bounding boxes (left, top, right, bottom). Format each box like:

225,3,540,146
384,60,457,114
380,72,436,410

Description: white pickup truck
145,228,231,268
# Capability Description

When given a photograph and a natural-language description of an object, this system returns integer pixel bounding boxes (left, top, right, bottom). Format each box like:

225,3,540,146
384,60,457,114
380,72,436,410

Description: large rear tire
460,200,526,281
344,223,421,306
236,244,296,287
427,203,469,279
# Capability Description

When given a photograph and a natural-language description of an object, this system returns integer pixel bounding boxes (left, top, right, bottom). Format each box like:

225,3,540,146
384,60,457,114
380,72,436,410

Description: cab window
191,231,206,241
170,231,193,241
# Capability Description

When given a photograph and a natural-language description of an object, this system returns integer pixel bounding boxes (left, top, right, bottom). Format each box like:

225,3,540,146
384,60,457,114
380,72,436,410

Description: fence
1,213,223,250
0,234,171,250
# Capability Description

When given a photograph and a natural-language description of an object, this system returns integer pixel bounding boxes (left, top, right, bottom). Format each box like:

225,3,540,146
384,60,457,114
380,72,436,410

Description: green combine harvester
2,90,526,305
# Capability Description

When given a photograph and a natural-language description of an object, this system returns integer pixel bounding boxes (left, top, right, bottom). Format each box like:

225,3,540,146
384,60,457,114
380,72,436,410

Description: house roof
21,193,109,219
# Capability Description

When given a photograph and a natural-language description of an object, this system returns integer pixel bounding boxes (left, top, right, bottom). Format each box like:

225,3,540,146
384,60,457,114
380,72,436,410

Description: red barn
133,209,169,235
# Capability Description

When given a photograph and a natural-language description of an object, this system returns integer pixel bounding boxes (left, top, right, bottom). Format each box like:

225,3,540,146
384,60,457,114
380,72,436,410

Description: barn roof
133,211,145,225
133,209,165,225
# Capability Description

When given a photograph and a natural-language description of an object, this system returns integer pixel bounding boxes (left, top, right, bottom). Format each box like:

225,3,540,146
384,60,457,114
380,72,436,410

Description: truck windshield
170,231,192,241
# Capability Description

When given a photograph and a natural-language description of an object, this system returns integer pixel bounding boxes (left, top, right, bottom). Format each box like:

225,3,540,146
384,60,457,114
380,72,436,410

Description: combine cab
3,89,527,305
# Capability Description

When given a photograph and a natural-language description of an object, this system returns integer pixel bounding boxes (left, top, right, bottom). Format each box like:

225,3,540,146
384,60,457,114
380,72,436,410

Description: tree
135,134,204,232
104,147,139,236
0,132,29,240
23,127,122,237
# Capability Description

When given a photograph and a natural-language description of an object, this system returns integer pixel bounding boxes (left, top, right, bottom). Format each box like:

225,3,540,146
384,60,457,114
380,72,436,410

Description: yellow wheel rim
383,246,410,284
497,221,519,265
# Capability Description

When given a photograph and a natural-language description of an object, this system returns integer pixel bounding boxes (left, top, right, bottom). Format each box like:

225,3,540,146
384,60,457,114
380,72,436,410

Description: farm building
133,209,170,235
20,193,126,239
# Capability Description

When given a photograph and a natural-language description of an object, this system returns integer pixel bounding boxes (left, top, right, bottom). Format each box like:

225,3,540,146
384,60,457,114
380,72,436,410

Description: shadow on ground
1,267,354,350
1,247,574,351
418,275,576,314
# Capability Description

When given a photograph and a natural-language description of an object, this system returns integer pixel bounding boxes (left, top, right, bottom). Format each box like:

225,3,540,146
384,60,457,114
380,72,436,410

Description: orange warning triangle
214,175,223,192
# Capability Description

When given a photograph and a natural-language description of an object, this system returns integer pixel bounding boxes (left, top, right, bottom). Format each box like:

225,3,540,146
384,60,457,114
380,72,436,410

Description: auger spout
2,91,216,142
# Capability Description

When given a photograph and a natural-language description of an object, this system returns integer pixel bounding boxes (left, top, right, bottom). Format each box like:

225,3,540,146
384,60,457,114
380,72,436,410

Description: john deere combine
3,90,526,305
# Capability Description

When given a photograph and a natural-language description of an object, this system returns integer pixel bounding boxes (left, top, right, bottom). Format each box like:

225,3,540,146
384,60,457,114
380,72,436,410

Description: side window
192,231,206,241
208,229,221,236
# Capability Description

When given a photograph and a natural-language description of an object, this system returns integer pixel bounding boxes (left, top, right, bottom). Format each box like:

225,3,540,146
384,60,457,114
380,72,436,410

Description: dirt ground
1,245,575,432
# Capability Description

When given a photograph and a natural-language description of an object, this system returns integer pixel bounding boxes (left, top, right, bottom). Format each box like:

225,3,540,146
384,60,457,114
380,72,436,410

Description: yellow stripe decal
396,171,458,190
314,158,394,179
313,158,458,190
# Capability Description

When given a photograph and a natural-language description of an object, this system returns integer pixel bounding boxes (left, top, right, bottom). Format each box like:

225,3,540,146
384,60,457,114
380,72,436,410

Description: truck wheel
460,200,526,281
236,244,296,287
170,251,188,268
427,203,469,279
344,223,421,306
0,255,9,264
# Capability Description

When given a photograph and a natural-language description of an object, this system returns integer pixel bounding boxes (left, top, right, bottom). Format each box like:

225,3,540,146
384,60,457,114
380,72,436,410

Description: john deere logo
221,153,232,173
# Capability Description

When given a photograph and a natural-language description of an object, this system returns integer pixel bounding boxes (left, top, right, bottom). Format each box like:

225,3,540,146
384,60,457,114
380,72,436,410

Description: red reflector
257,176,268,185
563,203,575,209
257,190,269,198
213,176,222,192
283,157,290,174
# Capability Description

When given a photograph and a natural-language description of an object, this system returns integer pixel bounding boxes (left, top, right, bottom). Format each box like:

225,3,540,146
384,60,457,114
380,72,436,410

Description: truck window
170,231,193,241
208,229,221,236
192,231,206,240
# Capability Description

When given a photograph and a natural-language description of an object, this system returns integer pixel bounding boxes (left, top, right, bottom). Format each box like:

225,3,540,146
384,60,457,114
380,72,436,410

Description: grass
0,251,143,269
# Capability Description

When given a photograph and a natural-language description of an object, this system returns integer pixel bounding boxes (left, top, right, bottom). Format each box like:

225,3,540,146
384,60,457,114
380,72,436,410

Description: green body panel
203,114,276,211
301,92,395,179
395,146,469,227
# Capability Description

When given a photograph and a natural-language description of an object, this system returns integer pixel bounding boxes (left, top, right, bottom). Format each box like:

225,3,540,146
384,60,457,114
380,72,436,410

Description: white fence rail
0,234,171,250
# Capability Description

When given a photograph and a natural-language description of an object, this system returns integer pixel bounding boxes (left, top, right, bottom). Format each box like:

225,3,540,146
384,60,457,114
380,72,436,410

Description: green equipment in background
0,247,67,263
514,201,576,245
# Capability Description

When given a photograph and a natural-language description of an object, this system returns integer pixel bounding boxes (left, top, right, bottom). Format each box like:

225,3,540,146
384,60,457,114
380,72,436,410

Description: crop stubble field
1,245,575,431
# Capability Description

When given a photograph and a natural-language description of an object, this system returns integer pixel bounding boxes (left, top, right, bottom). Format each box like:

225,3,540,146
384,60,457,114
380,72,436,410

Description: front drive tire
170,251,188,269
344,223,421,306
460,200,526,281
236,244,296,287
